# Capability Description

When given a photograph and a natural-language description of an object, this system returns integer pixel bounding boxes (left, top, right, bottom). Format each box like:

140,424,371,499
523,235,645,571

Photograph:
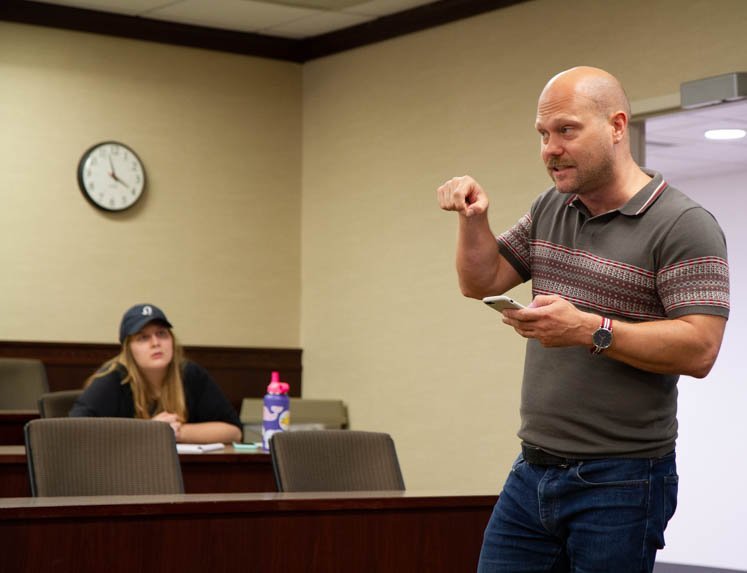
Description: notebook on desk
176,443,225,454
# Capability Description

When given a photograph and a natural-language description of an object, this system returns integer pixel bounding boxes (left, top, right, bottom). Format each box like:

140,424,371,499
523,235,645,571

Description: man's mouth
549,163,574,172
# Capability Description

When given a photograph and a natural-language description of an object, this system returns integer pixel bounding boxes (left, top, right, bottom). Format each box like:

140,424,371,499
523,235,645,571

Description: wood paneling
0,341,302,414
0,491,496,572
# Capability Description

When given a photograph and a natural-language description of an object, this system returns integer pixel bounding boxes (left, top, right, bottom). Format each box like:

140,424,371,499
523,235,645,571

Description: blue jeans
477,451,678,573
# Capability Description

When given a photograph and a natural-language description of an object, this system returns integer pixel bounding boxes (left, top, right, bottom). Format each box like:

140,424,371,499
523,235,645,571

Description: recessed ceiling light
704,129,746,140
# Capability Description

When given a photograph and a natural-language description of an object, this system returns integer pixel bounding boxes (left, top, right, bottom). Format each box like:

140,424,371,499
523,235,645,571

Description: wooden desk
0,445,276,497
0,490,496,572
0,410,38,445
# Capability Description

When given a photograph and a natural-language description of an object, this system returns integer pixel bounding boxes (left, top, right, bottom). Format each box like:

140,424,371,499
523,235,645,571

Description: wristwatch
591,317,613,355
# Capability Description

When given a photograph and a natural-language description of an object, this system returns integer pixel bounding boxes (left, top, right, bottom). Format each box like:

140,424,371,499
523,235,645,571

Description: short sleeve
656,207,730,318
497,212,532,282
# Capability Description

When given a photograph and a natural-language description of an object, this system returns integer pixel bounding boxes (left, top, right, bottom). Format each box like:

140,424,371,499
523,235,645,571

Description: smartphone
482,295,525,312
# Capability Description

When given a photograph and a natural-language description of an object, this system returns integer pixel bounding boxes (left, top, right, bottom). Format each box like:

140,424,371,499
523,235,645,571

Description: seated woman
70,303,242,444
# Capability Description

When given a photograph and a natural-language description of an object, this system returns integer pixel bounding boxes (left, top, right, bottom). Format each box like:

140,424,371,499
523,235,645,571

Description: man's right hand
437,175,489,218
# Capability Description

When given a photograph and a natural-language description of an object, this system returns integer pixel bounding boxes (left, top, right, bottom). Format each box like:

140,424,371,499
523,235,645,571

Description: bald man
438,67,729,572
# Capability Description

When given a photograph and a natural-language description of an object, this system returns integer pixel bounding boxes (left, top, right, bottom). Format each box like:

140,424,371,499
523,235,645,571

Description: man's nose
542,135,563,157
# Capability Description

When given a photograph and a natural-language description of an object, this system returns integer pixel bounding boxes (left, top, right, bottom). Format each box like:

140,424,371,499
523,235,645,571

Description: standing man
437,66,729,572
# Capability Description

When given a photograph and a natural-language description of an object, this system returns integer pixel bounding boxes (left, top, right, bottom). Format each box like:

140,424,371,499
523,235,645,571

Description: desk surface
0,444,276,497
0,443,268,460
0,490,496,572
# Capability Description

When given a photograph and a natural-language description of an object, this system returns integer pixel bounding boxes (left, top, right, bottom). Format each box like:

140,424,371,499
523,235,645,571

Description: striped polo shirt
497,171,729,458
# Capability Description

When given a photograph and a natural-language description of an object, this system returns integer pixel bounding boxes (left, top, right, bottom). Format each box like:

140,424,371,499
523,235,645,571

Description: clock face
77,141,146,212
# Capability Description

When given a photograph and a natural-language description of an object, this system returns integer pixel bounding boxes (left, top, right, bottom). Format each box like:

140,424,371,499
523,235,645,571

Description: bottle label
262,395,290,450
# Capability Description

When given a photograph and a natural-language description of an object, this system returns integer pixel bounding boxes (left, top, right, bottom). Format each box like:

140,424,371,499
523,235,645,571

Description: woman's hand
152,411,183,440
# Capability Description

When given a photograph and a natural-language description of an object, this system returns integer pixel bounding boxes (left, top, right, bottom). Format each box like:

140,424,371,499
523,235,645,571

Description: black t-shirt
69,361,241,430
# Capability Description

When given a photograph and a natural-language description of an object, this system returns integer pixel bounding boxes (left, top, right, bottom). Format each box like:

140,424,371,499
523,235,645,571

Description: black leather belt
521,444,578,467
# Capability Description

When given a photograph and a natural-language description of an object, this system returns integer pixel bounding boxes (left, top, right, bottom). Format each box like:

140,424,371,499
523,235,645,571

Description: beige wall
300,0,747,490
2,0,746,491
0,23,302,348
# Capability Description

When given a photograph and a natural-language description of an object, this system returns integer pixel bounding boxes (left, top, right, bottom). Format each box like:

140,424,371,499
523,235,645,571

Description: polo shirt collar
565,170,668,217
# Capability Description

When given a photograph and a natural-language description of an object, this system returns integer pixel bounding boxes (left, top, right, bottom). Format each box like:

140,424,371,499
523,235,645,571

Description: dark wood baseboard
0,340,302,413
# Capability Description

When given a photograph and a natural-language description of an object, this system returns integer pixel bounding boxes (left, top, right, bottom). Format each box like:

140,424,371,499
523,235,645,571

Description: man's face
535,90,615,196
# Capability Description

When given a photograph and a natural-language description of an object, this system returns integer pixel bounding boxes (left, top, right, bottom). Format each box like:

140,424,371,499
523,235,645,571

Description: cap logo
142,306,153,316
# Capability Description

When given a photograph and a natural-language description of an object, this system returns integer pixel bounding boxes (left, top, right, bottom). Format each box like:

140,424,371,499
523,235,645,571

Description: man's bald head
540,66,631,120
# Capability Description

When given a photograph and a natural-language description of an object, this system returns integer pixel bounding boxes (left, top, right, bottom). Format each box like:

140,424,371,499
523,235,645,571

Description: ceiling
645,98,747,183
5,0,525,61
23,0,453,39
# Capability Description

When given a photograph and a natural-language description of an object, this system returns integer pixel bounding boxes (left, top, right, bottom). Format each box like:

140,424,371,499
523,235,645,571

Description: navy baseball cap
119,304,173,343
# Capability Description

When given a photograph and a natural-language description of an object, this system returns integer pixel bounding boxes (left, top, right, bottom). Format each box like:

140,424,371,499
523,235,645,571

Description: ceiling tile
645,98,747,181
25,0,168,14
341,0,436,16
254,0,372,9
145,0,320,34
260,10,371,38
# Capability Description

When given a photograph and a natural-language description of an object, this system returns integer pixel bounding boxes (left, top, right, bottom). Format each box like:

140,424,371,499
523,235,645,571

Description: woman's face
128,322,174,379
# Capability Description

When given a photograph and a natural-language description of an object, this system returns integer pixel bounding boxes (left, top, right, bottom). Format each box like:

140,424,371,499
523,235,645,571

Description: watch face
593,328,613,349
77,141,145,212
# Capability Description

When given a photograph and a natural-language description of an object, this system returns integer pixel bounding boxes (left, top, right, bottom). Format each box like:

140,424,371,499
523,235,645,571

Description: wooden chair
25,417,184,496
270,430,405,492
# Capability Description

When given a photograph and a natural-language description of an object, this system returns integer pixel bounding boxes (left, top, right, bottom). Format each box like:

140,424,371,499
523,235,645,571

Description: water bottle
262,371,290,451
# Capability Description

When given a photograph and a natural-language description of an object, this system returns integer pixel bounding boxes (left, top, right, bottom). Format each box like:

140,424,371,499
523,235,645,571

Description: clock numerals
78,141,146,212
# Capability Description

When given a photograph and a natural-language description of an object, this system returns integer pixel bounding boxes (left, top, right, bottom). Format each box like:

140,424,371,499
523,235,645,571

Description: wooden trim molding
0,491,496,572
0,340,302,412
0,0,529,62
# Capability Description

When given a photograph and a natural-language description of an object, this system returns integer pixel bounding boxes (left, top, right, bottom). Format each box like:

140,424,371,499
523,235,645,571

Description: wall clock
77,141,146,211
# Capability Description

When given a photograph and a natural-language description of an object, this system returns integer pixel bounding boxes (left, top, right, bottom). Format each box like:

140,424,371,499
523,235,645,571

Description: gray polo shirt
497,171,729,458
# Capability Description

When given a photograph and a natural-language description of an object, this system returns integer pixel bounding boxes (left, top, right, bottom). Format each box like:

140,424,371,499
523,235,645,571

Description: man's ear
610,110,628,143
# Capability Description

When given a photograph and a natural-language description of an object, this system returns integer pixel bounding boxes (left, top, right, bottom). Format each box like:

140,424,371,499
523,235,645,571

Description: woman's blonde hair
86,328,188,421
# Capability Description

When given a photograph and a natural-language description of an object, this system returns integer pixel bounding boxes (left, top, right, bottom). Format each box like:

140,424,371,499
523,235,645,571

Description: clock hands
108,155,118,180
107,154,130,190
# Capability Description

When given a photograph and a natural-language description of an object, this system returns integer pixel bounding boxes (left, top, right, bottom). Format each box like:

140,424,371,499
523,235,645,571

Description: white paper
176,442,225,454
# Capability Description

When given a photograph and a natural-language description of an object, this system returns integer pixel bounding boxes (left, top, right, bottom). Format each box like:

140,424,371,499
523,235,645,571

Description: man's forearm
456,213,521,298
601,314,726,378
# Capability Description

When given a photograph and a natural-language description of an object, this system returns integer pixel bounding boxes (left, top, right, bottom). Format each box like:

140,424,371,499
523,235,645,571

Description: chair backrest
240,397,348,443
0,358,49,410
25,417,184,496
37,390,84,418
270,430,405,492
